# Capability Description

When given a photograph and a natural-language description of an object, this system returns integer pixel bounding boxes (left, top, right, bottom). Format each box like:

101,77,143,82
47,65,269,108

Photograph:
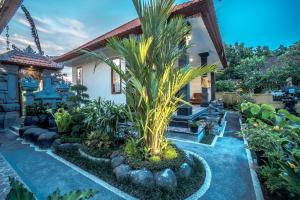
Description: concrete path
173,112,257,200
0,131,123,200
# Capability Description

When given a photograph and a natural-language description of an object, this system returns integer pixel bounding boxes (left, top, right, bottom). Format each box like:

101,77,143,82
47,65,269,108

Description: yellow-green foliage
162,146,178,160
149,156,161,163
124,138,139,157
54,108,73,133
295,103,300,114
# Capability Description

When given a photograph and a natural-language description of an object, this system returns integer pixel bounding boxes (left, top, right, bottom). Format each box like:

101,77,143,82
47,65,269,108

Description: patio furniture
190,93,202,105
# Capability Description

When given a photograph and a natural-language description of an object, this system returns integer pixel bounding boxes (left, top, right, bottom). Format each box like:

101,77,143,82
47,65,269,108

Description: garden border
185,150,212,200
239,118,264,200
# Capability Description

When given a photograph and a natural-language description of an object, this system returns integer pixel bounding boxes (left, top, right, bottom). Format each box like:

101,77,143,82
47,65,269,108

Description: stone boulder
52,139,62,149
113,164,131,181
155,168,177,190
178,163,192,178
38,114,48,127
23,127,48,142
24,116,39,126
111,156,125,168
129,169,155,188
37,132,58,149
110,150,121,159
19,126,37,138
186,153,195,166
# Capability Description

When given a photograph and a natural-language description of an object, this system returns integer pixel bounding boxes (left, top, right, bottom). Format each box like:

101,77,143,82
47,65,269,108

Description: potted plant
188,120,199,133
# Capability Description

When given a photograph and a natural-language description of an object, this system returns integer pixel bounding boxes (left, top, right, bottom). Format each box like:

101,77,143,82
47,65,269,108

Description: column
199,52,210,107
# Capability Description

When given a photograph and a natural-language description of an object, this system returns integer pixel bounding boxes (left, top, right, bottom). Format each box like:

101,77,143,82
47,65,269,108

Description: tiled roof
54,0,227,67
0,46,63,69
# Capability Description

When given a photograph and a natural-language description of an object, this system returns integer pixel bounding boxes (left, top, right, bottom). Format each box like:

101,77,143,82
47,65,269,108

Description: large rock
19,126,37,138
113,164,131,181
110,150,121,159
24,116,39,126
23,127,48,142
111,156,125,168
155,168,177,190
38,114,48,127
129,169,154,188
52,139,62,149
178,163,192,178
37,132,58,149
186,153,195,166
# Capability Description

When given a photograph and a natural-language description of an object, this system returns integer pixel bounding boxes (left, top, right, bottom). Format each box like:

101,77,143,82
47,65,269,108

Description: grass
55,147,205,200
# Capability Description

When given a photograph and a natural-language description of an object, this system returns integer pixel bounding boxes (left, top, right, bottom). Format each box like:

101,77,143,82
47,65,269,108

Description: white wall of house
187,16,222,100
70,51,127,104
66,15,223,105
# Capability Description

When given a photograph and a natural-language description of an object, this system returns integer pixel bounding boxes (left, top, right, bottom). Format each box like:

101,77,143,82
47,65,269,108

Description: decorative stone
179,163,192,178
38,114,48,127
48,118,56,128
24,116,39,126
48,127,58,133
23,127,48,142
37,132,58,149
154,168,177,190
129,169,155,188
52,139,61,149
110,150,120,159
18,126,37,138
57,143,73,150
111,156,125,168
113,164,131,181
186,153,195,166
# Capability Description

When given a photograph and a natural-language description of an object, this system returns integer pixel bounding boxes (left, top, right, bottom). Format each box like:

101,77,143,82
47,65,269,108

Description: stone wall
0,65,20,129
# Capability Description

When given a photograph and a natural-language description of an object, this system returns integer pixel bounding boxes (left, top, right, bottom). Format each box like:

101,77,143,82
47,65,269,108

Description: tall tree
85,0,215,155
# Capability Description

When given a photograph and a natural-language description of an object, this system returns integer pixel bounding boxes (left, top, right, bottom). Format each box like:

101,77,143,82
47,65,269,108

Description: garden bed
54,146,206,200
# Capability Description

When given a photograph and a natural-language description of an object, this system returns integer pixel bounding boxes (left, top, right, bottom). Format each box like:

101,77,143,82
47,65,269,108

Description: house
0,45,63,129
54,0,227,109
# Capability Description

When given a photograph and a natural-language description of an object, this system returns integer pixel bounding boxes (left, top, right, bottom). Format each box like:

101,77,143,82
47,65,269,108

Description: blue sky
0,0,300,56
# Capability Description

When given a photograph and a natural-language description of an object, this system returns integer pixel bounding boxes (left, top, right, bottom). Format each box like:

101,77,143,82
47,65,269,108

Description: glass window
111,58,122,94
76,67,83,85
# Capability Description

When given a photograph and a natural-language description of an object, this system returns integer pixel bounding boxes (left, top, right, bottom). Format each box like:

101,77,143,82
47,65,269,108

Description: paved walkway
0,112,258,200
0,153,22,199
0,131,123,200
172,112,257,200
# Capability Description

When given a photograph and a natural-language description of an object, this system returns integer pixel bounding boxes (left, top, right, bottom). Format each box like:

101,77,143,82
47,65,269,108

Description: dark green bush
216,80,235,92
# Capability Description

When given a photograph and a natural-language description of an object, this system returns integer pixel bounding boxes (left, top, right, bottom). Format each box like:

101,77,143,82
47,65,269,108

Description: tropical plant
83,98,127,137
85,131,112,150
84,0,215,156
6,177,97,200
54,108,73,133
69,84,90,107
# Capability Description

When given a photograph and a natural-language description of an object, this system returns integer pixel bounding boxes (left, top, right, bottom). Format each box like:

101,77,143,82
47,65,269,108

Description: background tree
69,84,89,107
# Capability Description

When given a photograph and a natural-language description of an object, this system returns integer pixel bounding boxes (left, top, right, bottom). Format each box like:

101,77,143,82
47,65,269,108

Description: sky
0,0,300,78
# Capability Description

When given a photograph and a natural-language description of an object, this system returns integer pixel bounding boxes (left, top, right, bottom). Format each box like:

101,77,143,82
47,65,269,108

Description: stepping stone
37,132,58,149
23,128,48,143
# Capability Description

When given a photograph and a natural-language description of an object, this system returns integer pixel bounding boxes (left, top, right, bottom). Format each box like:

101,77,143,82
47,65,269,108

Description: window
111,58,122,94
76,67,83,85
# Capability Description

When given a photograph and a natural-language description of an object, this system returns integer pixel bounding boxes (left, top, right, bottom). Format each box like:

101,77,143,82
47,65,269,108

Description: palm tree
84,0,216,156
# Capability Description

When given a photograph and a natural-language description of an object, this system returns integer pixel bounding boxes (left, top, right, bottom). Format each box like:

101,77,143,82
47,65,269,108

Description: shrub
126,146,186,171
149,156,161,163
54,108,73,133
216,80,235,92
85,131,112,150
69,84,90,107
162,146,178,160
124,138,140,158
83,98,127,138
